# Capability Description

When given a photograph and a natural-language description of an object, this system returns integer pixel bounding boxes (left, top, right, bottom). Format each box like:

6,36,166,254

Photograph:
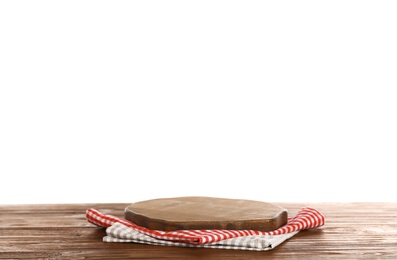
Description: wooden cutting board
125,197,287,231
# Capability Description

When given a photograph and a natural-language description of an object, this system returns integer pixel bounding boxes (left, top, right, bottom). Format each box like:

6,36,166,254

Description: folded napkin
86,207,324,251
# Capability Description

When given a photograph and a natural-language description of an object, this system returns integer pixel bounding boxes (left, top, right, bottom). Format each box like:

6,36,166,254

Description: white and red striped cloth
86,207,324,251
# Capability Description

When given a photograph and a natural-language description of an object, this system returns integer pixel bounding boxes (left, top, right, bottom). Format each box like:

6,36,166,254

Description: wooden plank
0,203,396,259
125,197,287,231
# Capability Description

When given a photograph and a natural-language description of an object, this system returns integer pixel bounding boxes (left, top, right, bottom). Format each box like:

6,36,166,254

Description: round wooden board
124,197,287,231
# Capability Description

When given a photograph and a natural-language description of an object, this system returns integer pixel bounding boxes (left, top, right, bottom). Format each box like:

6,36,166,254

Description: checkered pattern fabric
103,222,298,251
86,207,324,250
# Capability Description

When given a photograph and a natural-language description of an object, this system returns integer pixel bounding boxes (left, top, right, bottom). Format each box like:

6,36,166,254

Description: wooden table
1,203,396,259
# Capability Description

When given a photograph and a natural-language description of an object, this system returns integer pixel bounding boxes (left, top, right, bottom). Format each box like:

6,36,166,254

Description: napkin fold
104,222,298,251
86,207,324,251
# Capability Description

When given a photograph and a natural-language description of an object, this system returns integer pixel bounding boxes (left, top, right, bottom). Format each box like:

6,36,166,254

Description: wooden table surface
1,203,396,259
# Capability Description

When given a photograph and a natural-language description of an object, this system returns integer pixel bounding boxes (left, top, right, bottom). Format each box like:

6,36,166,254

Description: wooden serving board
124,197,287,231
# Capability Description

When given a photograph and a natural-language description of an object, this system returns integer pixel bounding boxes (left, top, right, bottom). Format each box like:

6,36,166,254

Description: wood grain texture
1,203,397,259
125,197,287,231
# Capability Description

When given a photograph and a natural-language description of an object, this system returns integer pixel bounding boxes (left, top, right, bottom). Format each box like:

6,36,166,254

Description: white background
1,1,396,204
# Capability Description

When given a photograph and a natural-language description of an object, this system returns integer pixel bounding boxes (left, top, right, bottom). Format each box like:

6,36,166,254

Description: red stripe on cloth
86,208,200,244
86,207,324,245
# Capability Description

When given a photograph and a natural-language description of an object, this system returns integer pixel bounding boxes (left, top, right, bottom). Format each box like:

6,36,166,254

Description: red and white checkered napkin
86,207,324,251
